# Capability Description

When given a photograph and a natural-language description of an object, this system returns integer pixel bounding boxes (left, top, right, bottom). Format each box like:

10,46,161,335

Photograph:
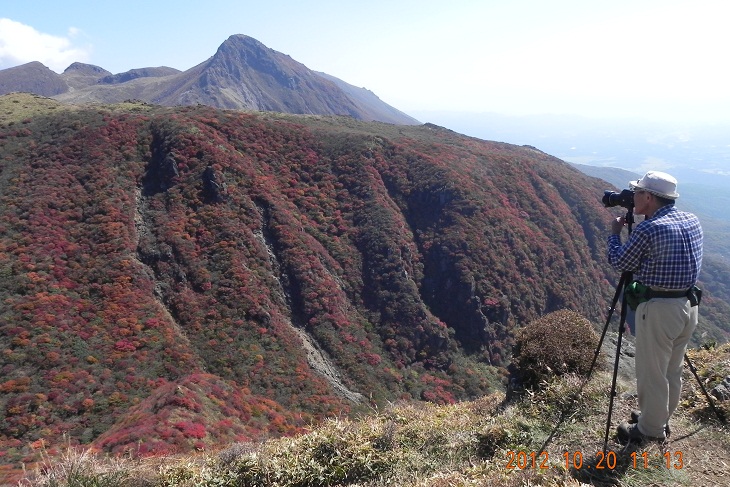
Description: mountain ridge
0,34,419,125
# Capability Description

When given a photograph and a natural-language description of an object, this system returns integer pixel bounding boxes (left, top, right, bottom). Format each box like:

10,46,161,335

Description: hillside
17,340,730,486
1,93,729,480
0,35,419,125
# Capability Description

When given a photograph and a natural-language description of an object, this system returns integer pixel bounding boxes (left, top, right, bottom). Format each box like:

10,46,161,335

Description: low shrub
512,309,599,389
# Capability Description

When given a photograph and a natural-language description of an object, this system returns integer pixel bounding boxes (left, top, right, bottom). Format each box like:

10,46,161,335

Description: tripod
598,269,631,452
537,211,637,454
588,205,634,452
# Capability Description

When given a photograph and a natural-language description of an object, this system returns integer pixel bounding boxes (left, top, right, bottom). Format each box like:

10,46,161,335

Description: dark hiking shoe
628,410,671,437
616,422,665,445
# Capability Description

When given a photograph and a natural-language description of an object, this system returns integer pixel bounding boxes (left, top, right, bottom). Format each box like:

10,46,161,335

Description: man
607,170,703,444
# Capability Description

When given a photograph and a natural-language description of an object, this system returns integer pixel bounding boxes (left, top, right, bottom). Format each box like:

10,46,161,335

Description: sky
1,0,730,125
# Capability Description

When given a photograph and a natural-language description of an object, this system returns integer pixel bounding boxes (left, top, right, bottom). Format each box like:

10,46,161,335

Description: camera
602,189,634,209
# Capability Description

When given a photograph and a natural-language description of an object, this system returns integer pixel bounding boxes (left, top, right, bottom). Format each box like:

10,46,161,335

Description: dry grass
0,92,65,127
16,343,730,487
0,92,155,128
512,310,601,389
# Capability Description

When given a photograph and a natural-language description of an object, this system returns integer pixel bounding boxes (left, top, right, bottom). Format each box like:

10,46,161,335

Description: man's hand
611,216,626,235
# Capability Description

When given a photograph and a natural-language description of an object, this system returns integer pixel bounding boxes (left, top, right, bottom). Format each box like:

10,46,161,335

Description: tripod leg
602,271,632,452
603,324,625,452
589,272,629,381
684,353,727,424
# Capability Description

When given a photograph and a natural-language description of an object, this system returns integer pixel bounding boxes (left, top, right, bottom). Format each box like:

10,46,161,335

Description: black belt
646,288,689,299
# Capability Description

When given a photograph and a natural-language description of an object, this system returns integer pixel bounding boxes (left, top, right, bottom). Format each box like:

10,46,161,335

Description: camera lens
602,189,634,209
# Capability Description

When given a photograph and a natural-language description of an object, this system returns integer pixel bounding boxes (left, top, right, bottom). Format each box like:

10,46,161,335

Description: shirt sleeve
607,226,650,273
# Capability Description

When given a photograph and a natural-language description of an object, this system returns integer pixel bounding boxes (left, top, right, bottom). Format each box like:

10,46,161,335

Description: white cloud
701,169,730,176
0,18,91,73
636,156,675,175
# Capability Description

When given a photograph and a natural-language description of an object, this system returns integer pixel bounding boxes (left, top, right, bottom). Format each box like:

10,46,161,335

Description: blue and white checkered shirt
607,205,703,289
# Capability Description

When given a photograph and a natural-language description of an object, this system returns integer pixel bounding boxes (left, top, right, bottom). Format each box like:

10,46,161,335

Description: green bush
512,309,599,389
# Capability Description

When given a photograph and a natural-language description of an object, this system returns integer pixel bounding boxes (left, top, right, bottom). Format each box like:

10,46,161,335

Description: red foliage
174,421,206,439
6,99,719,476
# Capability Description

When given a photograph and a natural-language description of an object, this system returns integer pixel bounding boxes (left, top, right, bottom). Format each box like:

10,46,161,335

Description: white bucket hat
629,171,679,200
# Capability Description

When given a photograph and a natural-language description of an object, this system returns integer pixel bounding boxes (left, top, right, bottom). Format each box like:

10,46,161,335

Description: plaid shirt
607,205,703,289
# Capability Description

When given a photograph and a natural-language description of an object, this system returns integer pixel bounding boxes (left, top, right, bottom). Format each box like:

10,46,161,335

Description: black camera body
602,189,634,209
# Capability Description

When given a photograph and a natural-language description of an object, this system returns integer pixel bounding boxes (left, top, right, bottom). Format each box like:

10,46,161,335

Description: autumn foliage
1,94,727,479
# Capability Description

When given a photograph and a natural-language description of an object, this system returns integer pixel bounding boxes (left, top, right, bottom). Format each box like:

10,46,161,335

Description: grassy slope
17,342,730,487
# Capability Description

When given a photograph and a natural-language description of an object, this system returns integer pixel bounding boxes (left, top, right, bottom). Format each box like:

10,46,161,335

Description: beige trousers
634,296,697,438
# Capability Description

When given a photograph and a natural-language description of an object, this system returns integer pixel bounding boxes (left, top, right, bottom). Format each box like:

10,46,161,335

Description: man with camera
606,170,703,444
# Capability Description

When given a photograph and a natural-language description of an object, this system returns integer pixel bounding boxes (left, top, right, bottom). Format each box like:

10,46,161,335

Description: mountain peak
63,62,111,77
0,61,68,96
211,33,297,79
220,33,268,49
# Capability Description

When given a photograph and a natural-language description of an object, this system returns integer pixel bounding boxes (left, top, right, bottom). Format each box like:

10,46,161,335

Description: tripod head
624,207,635,235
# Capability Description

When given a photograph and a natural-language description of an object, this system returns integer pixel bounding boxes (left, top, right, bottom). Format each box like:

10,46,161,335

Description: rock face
712,375,730,401
202,165,227,203
171,35,366,117
0,35,419,125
